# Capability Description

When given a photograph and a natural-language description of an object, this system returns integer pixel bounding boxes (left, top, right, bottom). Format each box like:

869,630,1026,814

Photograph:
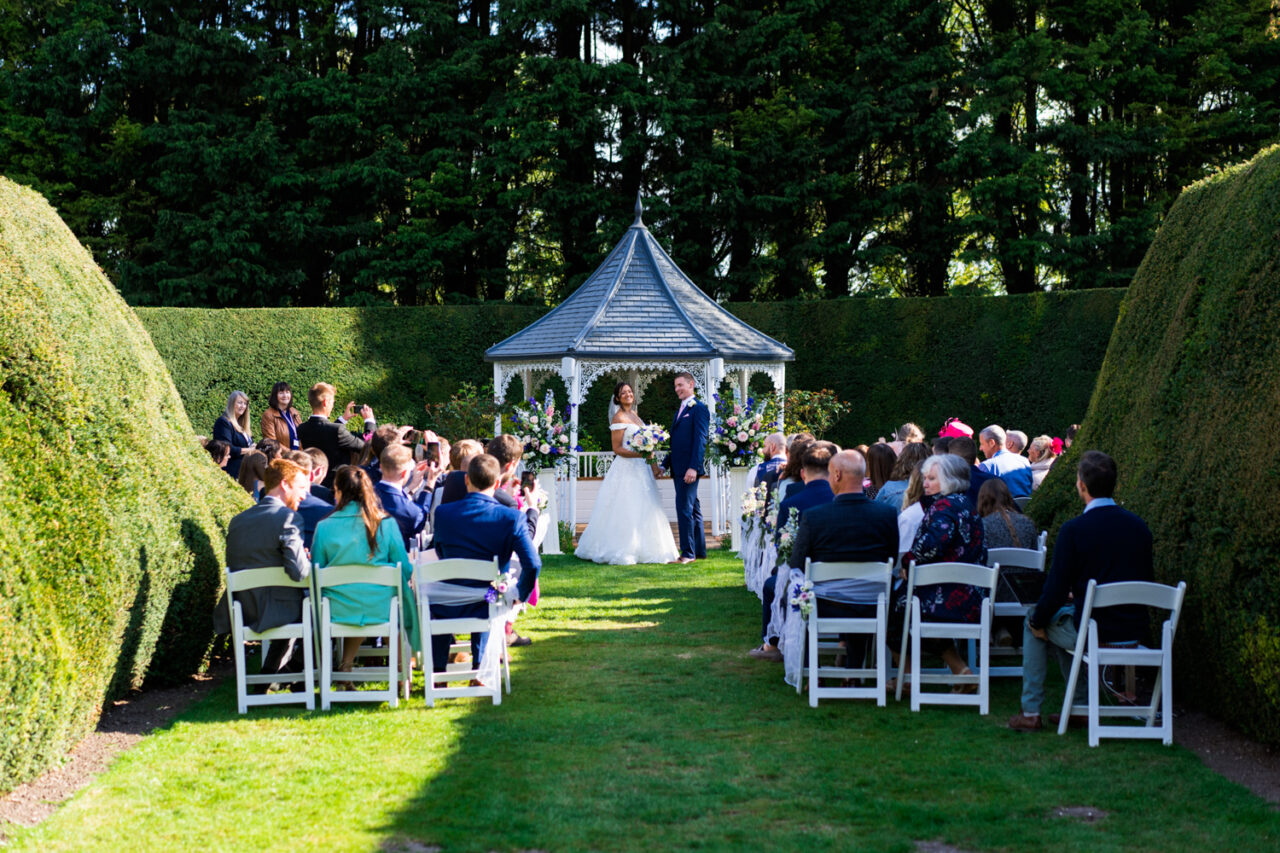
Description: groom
664,371,709,563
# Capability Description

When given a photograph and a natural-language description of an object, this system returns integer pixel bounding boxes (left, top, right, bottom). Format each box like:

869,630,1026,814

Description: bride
574,381,680,565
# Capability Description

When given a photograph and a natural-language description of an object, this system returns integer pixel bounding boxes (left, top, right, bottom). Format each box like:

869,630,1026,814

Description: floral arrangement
774,514,800,568
708,393,777,467
740,483,769,523
790,579,815,618
509,395,579,471
626,422,670,461
485,569,519,605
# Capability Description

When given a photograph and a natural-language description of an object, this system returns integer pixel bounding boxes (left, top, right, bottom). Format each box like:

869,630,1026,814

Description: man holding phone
297,382,376,489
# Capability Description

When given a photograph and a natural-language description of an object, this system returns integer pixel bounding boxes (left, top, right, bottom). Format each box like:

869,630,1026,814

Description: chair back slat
807,559,894,585
417,557,499,583
316,564,401,589
910,561,998,591
226,566,309,593
986,547,1045,572
1089,580,1184,612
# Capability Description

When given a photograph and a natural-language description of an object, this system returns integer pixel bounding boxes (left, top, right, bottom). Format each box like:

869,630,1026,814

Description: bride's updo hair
612,381,633,406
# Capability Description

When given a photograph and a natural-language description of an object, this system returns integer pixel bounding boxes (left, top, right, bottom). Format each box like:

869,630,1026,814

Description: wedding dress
575,423,679,565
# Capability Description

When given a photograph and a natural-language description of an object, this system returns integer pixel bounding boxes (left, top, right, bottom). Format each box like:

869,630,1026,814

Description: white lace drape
779,568,807,689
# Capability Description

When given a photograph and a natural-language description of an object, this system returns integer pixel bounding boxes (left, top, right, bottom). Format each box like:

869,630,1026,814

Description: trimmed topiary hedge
0,178,250,793
138,291,1122,451
1029,144,1280,746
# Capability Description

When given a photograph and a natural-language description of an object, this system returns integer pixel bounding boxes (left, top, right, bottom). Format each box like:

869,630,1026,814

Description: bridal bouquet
626,422,669,461
509,396,579,471
708,393,776,468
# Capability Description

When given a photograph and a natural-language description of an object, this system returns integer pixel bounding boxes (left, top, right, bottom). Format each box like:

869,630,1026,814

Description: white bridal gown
575,423,679,565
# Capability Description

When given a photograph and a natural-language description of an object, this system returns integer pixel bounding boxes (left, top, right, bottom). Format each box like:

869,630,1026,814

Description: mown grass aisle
8,552,1279,852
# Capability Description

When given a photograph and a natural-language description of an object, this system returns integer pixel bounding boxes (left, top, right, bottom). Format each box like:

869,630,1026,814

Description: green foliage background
1029,144,1280,745
0,177,249,792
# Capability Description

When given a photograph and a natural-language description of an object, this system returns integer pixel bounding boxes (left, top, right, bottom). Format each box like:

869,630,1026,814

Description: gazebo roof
485,199,794,363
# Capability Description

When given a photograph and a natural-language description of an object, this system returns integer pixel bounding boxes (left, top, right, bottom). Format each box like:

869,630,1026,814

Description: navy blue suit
374,479,430,549
762,479,834,644
212,415,255,481
430,492,542,671
663,398,710,558
295,493,334,551
964,463,996,507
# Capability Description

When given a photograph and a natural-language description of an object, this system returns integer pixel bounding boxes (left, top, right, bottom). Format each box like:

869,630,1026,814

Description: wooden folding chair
415,557,509,706
1058,579,1187,746
804,559,895,707
314,563,409,710
896,561,998,714
225,567,315,713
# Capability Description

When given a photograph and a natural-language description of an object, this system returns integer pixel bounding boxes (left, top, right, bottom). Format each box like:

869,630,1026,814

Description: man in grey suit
213,457,313,684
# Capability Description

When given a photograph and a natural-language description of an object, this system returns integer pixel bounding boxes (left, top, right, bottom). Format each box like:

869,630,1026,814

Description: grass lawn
7,550,1278,852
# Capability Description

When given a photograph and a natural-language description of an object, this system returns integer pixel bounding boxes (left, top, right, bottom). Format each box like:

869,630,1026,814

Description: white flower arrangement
790,579,815,618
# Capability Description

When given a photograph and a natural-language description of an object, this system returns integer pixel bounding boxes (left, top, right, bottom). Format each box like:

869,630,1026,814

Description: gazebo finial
633,191,644,227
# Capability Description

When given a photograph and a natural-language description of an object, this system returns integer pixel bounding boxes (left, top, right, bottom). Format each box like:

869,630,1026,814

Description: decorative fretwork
571,359,710,405
494,361,561,404
725,362,786,394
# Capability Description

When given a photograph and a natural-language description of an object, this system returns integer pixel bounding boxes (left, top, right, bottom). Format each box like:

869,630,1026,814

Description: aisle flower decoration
485,569,519,605
790,579,815,618
775,514,800,568
626,422,670,462
509,396,580,471
740,483,769,524
707,393,776,468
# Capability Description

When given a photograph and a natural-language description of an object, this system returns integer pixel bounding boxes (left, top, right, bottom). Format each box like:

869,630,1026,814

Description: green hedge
139,291,1123,451
0,178,249,793
1029,144,1280,745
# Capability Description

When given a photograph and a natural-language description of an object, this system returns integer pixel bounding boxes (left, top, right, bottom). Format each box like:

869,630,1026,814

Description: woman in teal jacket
311,465,418,673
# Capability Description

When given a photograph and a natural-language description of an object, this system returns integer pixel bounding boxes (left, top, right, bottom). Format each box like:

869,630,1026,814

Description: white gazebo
485,196,794,545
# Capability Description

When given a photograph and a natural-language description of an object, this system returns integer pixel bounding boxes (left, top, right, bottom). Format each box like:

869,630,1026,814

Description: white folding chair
804,559,894,707
225,567,315,713
896,561,998,714
416,557,509,706
1058,579,1187,746
983,531,1048,677
314,563,409,710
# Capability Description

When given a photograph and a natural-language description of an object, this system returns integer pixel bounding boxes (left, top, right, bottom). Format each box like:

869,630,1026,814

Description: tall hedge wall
138,290,1123,451
0,178,250,793
1029,144,1280,745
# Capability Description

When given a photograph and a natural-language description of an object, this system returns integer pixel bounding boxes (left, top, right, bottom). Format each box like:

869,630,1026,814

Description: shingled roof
485,199,794,363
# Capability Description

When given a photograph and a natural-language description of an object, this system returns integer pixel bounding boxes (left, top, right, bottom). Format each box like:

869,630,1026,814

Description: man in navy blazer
374,444,437,549
662,371,710,562
1008,450,1154,731
431,454,542,672
750,442,836,661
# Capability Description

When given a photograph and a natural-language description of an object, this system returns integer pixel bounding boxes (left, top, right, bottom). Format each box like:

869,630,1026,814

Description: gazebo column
562,356,580,533
492,362,504,437
707,357,726,538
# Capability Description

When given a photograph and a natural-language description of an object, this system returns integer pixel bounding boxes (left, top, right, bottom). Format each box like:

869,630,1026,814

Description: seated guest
205,439,232,471
261,382,303,450
979,424,1033,499
1006,430,1028,456
775,435,814,505
897,453,987,685
949,436,996,506
1008,451,1154,731
1027,435,1055,490
978,478,1036,550
311,465,417,675
360,424,415,483
438,439,485,506
430,453,541,673
305,447,334,503
284,450,333,550
297,382,376,489
486,434,539,539
888,421,925,455
864,442,896,501
374,444,437,549
753,432,788,492
932,435,952,455
749,441,836,662
237,437,281,497
937,417,973,439
897,463,928,566
212,390,255,481
789,450,899,670
876,442,929,510
211,458,313,685
1064,423,1079,449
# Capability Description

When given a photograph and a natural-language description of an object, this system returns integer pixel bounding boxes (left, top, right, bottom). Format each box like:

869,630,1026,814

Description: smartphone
426,441,440,464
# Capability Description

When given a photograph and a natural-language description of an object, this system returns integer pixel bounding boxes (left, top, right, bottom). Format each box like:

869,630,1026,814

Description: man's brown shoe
1007,712,1043,732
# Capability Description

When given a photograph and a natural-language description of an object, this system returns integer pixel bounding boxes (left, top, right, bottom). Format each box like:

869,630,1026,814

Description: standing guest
486,434,539,539
775,435,815,504
438,439,485,506
749,442,837,662
753,433,788,491
261,382,303,450
949,436,996,506
284,450,333,550
311,465,416,676
1005,430,1029,456
430,453,541,673
297,382,376,489
977,425,1033,499
864,443,896,501
304,448,334,503
213,391,255,480
1027,435,1056,490
211,458,313,685
788,450,899,670
899,453,987,686
876,442,930,510
237,438,282,497
1008,451,1153,731
978,479,1037,549
374,444,439,549
205,439,232,471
